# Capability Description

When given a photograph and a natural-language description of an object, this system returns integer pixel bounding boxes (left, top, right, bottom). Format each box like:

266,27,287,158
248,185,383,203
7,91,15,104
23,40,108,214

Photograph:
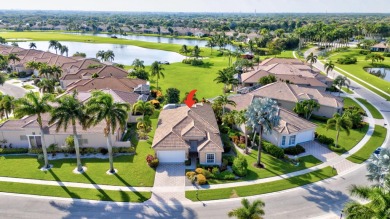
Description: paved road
0,49,389,219
0,81,27,98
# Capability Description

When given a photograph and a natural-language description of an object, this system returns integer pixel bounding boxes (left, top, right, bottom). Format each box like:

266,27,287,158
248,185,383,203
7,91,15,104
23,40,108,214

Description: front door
28,136,42,148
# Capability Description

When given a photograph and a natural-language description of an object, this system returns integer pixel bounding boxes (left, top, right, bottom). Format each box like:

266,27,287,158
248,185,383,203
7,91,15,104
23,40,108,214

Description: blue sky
1,0,389,13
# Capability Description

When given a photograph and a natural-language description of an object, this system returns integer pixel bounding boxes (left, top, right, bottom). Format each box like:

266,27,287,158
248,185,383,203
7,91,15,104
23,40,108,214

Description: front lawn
356,98,384,119
0,118,159,187
22,84,35,90
0,181,151,202
186,166,336,201
312,119,369,154
343,97,364,112
208,151,322,184
347,125,387,164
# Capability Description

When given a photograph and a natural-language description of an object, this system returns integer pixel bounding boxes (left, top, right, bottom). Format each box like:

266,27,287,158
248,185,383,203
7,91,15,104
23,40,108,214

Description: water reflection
364,67,390,81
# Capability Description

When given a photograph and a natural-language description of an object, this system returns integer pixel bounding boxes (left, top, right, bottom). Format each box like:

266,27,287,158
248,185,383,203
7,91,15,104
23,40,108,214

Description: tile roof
260,58,304,66
66,77,147,93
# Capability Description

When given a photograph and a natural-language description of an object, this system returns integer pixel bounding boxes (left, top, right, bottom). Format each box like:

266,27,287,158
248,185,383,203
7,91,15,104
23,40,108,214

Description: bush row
0,148,29,154
262,141,285,159
315,133,334,145
29,147,135,155
336,57,357,64
283,145,305,155
182,58,204,66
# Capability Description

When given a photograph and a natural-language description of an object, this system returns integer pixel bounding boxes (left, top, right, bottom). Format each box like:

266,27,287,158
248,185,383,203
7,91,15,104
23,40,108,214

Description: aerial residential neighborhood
0,1,389,218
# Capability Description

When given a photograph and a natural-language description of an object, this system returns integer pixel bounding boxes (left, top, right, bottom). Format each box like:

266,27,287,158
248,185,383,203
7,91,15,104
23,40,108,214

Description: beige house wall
199,151,222,165
0,130,30,148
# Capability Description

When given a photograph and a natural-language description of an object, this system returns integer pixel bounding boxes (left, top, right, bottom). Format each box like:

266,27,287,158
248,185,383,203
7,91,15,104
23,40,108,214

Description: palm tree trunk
257,126,263,167
73,124,83,172
244,126,248,154
335,130,339,147
156,78,159,91
106,133,115,173
40,127,50,169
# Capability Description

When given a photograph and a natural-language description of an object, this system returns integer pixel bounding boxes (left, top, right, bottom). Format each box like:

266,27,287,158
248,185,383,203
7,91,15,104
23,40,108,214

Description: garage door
157,150,185,163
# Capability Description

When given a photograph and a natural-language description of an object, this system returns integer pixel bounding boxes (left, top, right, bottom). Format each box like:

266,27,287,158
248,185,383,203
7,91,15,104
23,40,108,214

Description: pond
65,32,237,51
16,41,185,65
364,67,390,81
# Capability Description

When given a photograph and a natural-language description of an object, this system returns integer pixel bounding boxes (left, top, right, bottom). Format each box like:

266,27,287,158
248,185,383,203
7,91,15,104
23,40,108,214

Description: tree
0,74,6,86
37,63,52,78
258,75,277,85
333,75,350,95
11,42,18,47
150,61,164,90
136,116,152,140
214,67,238,94
129,69,149,80
86,91,130,174
180,45,190,56
60,45,69,57
228,198,265,219
7,53,20,70
293,100,320,120
246,98,280,167
25,61,41,73
49,92,88,172
165,88,180,104
50,65,63,81
344,177,390,219
206,38,216,55
14,92,53,169
326,113,353,148
48,40,60,54
0,95,14,119
215,94,236,115
29,42,37,49
103,50,115,62
234,110,249,153
96,50,105,61
132,59,145,70
366,148,390,187
132,100,154,118
37,78,56,94
192,45,201,59
306,52,318,72
73,52,86,58
0,37,6,44
324,60,335,76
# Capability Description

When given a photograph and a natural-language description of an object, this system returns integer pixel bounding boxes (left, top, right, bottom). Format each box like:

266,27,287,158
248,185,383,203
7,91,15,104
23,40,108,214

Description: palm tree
86,91,130,174
37,63,52,78
132,100,154,118
29,42,37,49
37,78,56,94
306,52,318,72
366,148,390,187
206,38,216,55
7,53,20,70
228,198,265,219
180,44,190,56
333,75,351,95
50,65,63,81
96,50,105,61
136,116,152,140
48,40,60,54
214,68,238,94
0,95,14,119
246,98,280,167
60,45,69,57
25,61,41,73
49,92,88,172
192,45,201,59
150,61,164,90
214,94,236,115
132,59,145,70
14,92,53,169
103,50,115,62
326,113,353,148
234,110,249,154
344,177,390,219
324,60,335,77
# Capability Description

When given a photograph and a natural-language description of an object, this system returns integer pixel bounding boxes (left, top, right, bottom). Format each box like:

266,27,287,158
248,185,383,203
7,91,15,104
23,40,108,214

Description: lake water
364,67,390,82
16,41,185,65
65,32,236,51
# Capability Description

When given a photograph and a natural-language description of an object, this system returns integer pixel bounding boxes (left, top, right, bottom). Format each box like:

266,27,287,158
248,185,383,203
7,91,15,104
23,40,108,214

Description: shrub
186,171,196,179
232,155,248,177
215,170,236,180
98,147,108,155
191,59,204,66
195,168,203,174
316,134,334,145
238,143,246,149
212,167,220,175
383,52,390,57
263,141,284,159
221,158,229,171
336,57,357,64
284,145,306,155
329,144,345,153
219,125,230,134
146,154,159,168
202,169,213,178
222,154,235,165
197,174,207,185
33,78,41,85
0,148,28,154
359,50,371,55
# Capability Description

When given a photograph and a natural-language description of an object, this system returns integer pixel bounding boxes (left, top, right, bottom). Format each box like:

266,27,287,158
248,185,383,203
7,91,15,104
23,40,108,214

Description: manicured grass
208,152,322,184
341,87,354,94
347,125,387,164
186,166,336,201
343,97,364,112
0,181,150,202
0,118,159,187
22,84,35,90
325,49,390,100
312,119,369,154
356,98,384,119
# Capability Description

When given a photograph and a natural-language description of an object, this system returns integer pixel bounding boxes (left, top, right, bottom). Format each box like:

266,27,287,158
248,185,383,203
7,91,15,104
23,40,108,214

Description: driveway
0,81,27,98
146,163,188,205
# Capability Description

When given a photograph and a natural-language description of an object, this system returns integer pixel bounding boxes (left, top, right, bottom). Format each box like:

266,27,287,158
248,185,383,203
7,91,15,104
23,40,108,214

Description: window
78,139,88,146
281,136,286,146
206,153,215,164
20,135,28,141
289,135,296,145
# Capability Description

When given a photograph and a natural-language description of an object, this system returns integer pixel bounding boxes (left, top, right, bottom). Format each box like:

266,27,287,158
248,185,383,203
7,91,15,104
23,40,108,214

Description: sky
1,0,389,13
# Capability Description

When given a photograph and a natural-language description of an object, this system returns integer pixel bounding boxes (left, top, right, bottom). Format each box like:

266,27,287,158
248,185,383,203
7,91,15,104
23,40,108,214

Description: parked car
374,147,382,155
158,61,170,65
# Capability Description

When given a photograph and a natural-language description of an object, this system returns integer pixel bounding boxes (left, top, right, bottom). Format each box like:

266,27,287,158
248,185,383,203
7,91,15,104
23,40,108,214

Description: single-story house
371,42,389,52
152,103,224,165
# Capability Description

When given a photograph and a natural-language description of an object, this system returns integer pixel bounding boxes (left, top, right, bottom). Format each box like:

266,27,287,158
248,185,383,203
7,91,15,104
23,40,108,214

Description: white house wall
0,130,30,148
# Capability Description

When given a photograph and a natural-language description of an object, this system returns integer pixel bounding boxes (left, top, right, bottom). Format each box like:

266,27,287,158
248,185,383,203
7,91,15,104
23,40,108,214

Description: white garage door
157,150,186,163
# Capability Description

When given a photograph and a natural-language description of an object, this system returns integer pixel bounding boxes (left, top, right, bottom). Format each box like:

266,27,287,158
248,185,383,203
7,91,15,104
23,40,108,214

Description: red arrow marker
184,89,197,108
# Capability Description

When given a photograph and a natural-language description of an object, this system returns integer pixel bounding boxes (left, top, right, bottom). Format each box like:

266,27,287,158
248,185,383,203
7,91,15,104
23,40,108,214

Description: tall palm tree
306,52,318,72
150,61,164,90
132,59,145,70
0,95,14,119
324,60,335,77
228,198,265,219
48,40,60,54
37,63,52,78
234,110,249,153
86,91,130,173
50,65,63,81
103,50,115,62
132,100,154,118
7,53,20,70
192,45,201,59
344,177,390,219
60,45,69,57
246,98,280,167
180,44,190,56
29,42,37,49
214,68,238,94
49,92,88,172
326,113,353,147
366,148,390,187
333,75,351,95
37,78,56,94
214,94,236,115
96,50,105,61
206,38,216,55
14,92,53,169
25,61,41,73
